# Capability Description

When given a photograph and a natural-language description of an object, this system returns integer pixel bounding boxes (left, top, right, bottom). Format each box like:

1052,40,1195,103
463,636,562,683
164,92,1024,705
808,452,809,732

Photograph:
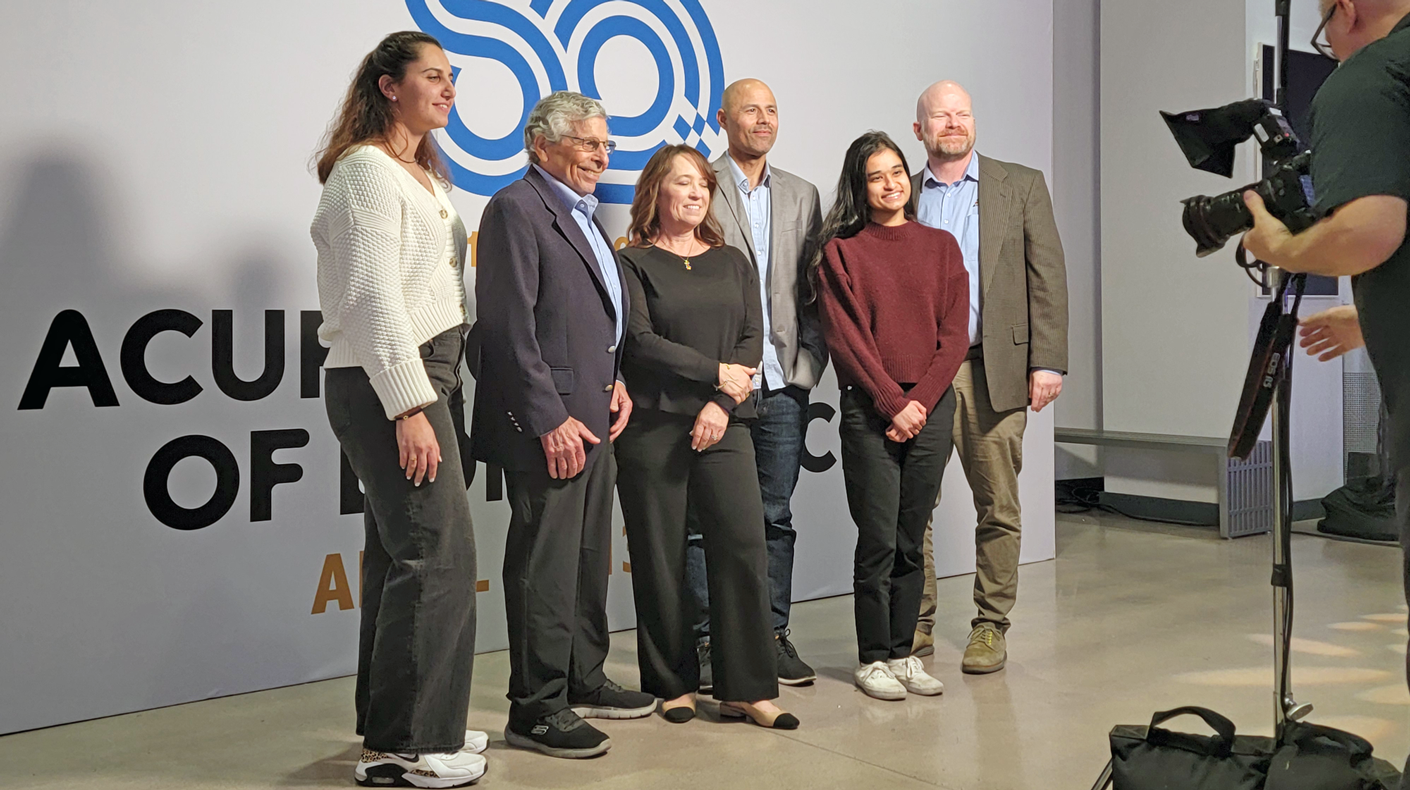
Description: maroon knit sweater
818,221,970,419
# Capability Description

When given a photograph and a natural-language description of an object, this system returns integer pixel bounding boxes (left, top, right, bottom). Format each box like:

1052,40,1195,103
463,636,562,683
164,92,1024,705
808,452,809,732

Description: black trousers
502,444,615,723
615,410,777,702
325,328,478,754
839,385,956,665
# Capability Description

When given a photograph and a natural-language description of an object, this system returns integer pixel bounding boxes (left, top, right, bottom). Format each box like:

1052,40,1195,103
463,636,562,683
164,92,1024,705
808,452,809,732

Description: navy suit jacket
469,167,628,472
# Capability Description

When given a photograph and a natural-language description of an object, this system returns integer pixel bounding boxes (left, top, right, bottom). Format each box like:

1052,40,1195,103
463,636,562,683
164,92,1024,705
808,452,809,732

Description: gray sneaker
962,624,1007,674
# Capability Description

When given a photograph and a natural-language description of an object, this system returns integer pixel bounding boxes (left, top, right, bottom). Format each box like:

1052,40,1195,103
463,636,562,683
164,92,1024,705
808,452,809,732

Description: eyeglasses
562,135,617,154
1312,3,1340,62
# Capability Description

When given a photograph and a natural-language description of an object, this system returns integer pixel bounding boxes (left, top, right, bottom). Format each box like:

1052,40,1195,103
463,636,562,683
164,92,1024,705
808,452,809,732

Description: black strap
1148,707,1238,755
1283,721,1374,759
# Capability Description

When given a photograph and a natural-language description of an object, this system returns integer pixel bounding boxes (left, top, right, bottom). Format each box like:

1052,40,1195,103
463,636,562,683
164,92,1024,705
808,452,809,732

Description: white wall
1099,0,1254,503
1081,0,1345,505
1052,0,1102,480
0,0,1056,736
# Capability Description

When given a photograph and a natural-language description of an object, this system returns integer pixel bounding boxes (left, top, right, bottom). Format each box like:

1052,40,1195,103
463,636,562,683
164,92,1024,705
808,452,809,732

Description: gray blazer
711,154,828,390
911,154,1068,412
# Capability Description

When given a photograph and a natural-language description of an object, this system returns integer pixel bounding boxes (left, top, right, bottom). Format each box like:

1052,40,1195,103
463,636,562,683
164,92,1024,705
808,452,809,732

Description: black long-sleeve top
619,244,764,419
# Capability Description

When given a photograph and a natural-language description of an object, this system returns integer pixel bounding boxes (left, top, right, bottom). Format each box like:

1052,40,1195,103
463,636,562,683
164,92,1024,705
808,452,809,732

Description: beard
927,131,974,160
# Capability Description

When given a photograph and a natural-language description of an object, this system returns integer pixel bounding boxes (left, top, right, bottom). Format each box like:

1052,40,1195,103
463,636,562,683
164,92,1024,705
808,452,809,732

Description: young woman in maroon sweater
812,131,969,701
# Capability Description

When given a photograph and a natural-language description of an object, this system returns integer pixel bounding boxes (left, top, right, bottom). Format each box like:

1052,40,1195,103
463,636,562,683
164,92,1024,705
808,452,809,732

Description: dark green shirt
1309,12,1410,470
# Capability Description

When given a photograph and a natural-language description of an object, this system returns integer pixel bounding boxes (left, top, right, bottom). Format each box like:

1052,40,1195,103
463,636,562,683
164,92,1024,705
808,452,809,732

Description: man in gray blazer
909,80,1068,674
683,79,827,688
472,91,654,759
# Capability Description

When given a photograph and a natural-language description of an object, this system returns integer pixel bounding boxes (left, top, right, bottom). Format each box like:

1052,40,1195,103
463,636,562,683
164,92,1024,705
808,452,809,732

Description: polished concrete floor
4,512,1407,790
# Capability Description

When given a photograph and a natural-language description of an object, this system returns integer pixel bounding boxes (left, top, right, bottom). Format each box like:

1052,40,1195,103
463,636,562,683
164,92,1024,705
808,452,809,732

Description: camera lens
1181,190,1254,257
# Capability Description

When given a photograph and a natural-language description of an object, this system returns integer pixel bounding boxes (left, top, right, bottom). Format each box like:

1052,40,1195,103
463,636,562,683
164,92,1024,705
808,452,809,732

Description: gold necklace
656,239,700,270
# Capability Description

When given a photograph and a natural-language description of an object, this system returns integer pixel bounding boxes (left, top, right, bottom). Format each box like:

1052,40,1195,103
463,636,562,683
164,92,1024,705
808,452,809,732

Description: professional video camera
1162,98,1317,257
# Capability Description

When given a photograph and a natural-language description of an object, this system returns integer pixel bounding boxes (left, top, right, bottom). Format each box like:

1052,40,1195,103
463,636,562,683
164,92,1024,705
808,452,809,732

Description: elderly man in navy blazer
472,91,654,760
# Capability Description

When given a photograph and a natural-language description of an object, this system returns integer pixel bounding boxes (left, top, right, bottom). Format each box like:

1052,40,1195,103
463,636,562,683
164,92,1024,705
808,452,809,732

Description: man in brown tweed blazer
909,80,1068,674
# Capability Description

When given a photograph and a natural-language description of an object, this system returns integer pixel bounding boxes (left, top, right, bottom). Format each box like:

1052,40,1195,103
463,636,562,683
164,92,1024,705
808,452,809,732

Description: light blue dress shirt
725,154,786,391
915,155,982,347
533,164,624,342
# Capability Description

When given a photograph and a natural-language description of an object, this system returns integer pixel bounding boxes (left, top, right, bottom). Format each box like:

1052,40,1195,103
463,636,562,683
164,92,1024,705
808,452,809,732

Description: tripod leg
1090,758,1114,790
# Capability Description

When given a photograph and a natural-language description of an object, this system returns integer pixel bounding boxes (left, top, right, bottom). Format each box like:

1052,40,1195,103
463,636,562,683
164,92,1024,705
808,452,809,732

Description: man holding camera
1242,3,1410,782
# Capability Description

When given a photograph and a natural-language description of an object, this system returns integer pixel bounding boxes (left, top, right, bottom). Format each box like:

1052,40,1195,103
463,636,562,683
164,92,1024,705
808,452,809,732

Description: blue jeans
688,386,809,638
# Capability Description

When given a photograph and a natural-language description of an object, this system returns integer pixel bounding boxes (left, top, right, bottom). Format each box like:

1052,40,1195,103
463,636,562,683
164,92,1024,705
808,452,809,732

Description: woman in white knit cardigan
310,31,485,790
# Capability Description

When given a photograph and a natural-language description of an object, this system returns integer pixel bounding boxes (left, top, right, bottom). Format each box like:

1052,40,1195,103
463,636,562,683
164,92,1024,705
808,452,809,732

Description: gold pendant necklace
656,240,697,270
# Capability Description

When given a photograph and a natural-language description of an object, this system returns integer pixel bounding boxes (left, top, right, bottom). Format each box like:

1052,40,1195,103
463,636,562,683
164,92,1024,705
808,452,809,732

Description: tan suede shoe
961,625,1007,674
911,629,935,657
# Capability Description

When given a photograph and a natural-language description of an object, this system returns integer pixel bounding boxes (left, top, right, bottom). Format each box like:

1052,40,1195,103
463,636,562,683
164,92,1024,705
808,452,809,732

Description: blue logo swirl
406,0,726,204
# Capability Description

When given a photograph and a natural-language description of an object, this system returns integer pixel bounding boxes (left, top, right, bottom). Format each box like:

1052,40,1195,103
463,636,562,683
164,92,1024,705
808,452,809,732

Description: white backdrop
0,0,1055,735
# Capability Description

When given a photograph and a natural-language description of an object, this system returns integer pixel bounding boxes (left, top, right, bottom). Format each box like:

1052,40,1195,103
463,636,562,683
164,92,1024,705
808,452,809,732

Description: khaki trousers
918,358,1026,635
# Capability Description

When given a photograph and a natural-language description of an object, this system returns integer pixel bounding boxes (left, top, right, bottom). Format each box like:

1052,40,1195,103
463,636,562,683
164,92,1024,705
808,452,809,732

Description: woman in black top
616,145,797,729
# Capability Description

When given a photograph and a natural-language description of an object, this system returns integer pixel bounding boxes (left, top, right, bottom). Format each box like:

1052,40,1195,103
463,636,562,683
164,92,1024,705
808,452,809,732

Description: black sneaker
569,679,656,720
504,708,610,759
697,640,713,694
776,630,816,685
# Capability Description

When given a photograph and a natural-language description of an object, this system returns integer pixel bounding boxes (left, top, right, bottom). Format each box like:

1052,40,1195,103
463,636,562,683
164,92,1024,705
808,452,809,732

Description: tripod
1090,6,1306,787
1088,269,1305,790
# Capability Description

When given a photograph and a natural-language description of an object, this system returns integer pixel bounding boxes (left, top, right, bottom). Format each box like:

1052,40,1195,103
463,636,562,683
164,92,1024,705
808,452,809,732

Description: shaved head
722,78,773,114
717,78,779,162
914,80,976,166
916,80,972,122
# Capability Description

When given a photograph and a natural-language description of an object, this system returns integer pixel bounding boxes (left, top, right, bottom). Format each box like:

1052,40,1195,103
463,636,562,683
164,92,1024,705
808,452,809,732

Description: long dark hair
805,131,914,299
315,31,451,184
627,145,726,248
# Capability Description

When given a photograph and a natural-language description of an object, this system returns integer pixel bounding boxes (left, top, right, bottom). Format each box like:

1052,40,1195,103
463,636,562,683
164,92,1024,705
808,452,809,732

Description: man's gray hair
523,91,608,163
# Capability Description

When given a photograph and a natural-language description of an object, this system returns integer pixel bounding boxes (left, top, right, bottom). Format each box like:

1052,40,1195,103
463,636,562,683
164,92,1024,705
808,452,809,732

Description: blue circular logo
406,0,726,204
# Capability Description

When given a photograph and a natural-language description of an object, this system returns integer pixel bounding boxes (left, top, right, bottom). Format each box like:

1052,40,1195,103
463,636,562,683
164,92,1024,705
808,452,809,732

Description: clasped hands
886,401,928,443
716,363,756,405
692,363,757,453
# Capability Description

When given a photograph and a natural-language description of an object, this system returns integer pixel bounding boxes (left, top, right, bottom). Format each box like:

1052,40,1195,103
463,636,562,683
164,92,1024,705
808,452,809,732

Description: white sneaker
462,730,489,755
854,661,907,700
356,749,487,788
887,655,945,696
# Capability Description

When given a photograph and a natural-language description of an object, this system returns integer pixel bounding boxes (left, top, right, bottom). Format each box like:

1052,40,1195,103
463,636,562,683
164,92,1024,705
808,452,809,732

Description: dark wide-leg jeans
686,386,810,639
325,327,478,754
616,410,778,702
839,385,956,665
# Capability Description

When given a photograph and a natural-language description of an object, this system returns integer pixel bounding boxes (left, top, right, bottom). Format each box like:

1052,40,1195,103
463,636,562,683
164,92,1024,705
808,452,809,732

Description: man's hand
718,363,756,405
1299,305,1364,361
1241,191,1295,267
609,380,633,441
887,400,927,442
1243,192,1406,277
539,417,601,480
1029,370,1063,413
396,411,440,487
691,401,730,452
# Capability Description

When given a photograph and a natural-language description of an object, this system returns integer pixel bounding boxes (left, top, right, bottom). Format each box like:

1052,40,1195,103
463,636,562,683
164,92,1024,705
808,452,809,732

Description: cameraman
1242,1,1410,781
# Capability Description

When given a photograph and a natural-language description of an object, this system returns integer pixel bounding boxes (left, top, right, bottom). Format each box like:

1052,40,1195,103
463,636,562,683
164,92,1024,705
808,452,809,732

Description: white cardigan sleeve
323,158,438,418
